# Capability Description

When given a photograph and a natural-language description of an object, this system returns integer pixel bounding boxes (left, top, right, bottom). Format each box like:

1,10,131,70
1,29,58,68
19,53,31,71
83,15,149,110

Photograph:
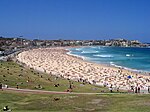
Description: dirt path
2,88,128,95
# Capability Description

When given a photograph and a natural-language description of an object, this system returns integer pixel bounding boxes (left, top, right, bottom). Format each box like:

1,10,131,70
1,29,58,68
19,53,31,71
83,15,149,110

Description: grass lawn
0,61,117,93
1,61,150,112
0,91,150,112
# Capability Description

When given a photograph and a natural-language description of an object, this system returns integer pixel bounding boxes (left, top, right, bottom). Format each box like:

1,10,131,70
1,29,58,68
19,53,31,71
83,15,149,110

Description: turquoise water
68,46,150,72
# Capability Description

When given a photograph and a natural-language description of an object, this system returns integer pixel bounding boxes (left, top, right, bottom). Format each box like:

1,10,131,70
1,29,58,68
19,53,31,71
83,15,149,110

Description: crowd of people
16,48,150,93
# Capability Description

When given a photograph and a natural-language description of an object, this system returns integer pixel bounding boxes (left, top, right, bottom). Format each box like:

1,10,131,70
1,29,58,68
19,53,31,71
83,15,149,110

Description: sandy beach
16,47,150,91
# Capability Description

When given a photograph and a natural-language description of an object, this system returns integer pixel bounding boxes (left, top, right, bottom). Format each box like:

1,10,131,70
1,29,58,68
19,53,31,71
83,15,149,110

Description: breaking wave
93,54,113,58
81,51,99,54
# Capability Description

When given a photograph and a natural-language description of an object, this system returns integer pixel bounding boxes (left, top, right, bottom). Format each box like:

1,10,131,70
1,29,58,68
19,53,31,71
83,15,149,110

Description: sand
16,47,150,91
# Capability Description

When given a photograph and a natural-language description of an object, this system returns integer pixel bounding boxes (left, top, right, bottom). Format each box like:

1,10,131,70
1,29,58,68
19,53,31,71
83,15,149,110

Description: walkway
2,87,149,95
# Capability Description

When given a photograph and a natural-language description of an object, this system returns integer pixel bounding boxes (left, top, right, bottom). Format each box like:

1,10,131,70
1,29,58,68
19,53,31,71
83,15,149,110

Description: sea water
68,46,150,72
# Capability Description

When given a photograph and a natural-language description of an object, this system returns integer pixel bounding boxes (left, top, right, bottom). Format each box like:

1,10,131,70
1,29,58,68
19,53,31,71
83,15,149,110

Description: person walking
135,87,138,93
148,86,150,93
109,85,113,93
0,82,2,89
138,87,140,93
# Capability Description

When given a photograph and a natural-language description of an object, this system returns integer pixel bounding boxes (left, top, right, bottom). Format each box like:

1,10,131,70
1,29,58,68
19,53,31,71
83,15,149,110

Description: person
131,86,134,92
16,85,19,89
148,86,150,93
135,87,138,93
109,85,113,93
69,80,72,89
138,87,140,93
5,84,8,88
117,87,120,92
38,84,42,89
0,82,2,89
103,82,107,87
3,106,11,111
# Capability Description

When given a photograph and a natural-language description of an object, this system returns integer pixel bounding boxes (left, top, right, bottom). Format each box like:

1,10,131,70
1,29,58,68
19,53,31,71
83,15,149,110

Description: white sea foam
110,62,123,68
126,54,131,57
93,54,113,58
110,62,113,64
126,54,134,57
67,51,86,60
81,51,99,54
68,47,150,73
109,62,145,73
76,48,81,51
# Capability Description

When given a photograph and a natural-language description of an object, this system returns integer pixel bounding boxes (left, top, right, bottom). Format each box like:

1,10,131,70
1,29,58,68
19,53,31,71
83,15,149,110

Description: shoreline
67,46,150,76
67,47,150,78
67,49,150,78
16,47,150,92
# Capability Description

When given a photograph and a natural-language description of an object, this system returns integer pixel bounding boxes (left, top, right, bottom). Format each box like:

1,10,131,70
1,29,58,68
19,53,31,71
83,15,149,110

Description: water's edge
67,46,150,75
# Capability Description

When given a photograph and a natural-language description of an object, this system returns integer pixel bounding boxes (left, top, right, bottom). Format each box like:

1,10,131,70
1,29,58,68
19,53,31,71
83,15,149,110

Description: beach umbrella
127,75,132,79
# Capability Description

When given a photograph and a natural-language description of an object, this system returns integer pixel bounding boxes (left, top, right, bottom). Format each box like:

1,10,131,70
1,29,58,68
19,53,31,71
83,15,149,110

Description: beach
16,47,150,91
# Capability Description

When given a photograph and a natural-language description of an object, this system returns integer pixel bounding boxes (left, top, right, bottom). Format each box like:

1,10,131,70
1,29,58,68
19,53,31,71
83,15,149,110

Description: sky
0,0,150,42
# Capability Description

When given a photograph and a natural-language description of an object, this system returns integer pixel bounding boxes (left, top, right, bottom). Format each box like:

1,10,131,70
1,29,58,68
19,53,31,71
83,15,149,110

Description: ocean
68,46,150,73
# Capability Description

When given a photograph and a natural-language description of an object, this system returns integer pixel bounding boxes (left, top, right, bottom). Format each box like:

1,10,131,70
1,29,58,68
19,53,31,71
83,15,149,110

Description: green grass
0,91,150,112
1,61,150,112
0,61,112,93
